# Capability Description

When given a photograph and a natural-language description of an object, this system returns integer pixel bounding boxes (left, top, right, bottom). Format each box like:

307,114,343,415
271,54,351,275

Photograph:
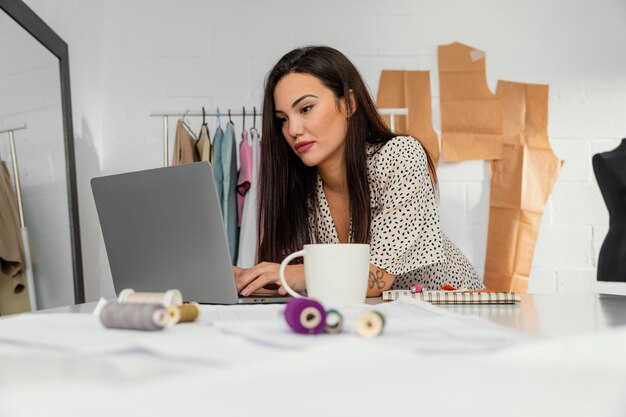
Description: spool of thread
118,288,183,306
356,311,385,338
324,309,344,334
284,298,327,335
99,301,173,331
167,304,181,325
177,302,201,323
409,283,424,293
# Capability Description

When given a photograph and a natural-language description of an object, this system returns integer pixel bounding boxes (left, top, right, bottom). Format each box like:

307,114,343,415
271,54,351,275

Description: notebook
382,290,521,304
91,161,289,305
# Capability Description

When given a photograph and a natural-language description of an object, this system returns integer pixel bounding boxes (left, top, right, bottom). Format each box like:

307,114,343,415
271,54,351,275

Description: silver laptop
91,162,289,304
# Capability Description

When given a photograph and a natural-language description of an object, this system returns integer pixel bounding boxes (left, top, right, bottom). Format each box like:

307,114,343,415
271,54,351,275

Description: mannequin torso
593,139,626,282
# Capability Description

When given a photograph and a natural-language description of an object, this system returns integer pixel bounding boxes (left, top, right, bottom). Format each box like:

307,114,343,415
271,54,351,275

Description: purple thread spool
284,298,327,335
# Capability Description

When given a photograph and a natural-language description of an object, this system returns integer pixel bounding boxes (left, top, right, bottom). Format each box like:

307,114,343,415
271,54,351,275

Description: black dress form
592,138,626,282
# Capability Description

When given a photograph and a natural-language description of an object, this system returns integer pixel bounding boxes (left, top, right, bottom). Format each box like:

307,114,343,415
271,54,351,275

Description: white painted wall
23,0,626,302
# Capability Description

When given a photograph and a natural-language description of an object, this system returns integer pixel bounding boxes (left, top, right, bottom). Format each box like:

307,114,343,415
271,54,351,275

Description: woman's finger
240,272,280,297
234,263,275,292
232,266,244,278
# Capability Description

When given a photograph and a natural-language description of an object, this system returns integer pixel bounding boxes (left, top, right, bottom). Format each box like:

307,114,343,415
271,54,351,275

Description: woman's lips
295,141,314,153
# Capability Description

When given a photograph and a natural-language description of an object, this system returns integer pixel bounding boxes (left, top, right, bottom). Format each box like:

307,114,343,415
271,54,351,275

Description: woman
234,46,483,297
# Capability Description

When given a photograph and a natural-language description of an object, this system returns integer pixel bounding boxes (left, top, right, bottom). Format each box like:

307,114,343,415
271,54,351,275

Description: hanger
178,109,188,122
250,106,259,137
202,106,207,125
228,109,233,124
242,107,246,131
216,107,222,127
180,109,197,138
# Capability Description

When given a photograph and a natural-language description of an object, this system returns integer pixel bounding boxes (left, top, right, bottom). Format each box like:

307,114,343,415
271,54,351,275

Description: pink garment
237,130,252,226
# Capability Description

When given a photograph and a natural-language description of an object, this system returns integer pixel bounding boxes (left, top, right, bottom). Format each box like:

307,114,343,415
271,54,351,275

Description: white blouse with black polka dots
309,136,484,291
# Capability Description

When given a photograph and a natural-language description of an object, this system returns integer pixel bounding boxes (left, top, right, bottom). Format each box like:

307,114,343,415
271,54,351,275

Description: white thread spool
118,288,183,306
356,311,385,338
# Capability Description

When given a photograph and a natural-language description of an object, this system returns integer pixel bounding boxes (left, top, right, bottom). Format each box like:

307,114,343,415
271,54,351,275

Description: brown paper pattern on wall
484,81,563,292
438,42,503,162
376,70,440,165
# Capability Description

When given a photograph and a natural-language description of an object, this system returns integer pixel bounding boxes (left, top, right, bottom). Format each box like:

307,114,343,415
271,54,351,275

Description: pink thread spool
410,283,424,293
284,298,327,335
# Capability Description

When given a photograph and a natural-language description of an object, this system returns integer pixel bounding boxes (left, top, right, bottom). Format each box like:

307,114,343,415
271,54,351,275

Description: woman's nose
287,118,304,139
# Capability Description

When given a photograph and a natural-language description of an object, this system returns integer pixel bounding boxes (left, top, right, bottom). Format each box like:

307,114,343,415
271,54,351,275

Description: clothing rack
0,124,37,311
150,108,259,167
378,108,407,132
150,107,408,167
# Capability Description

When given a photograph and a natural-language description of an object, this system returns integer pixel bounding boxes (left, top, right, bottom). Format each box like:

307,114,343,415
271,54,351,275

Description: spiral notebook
382,290,521,304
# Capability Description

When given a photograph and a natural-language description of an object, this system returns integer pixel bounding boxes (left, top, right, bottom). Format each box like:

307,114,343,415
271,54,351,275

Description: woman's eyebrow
291,94,318,108
275,94,319,114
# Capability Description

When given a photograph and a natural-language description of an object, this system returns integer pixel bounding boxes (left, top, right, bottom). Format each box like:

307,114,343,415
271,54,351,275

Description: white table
1,293,625,417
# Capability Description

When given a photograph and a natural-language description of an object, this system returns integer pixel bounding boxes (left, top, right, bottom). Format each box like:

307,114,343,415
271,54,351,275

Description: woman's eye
277,117,287,124
301,105,313,114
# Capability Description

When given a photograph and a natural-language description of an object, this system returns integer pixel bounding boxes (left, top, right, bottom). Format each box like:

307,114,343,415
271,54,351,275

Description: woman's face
274,72,349,169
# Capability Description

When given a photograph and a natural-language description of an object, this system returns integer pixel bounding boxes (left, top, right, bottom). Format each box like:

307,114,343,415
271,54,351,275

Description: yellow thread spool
177,302,200,323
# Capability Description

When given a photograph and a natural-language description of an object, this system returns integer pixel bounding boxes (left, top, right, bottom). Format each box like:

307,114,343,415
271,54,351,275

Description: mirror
0,0,83,310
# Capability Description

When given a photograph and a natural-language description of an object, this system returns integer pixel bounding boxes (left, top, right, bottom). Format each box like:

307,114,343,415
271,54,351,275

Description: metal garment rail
149,108,408,167
0,123,37,311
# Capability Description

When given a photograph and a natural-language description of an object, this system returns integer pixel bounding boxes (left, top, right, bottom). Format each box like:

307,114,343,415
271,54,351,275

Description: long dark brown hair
258,46,437,263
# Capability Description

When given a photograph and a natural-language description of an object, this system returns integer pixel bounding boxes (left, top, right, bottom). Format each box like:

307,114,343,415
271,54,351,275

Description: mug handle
279,250,305,298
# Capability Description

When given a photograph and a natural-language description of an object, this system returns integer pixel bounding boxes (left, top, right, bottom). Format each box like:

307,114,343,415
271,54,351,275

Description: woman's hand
232,262,305,297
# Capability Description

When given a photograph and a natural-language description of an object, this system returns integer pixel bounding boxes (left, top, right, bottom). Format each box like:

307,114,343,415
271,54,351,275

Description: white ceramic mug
279,244,370,305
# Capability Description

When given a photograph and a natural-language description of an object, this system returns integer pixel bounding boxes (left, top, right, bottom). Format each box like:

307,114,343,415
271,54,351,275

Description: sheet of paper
376,70,440,165
211,298,536,353
198,303,285,323
484,81,563,292
438,42,503,161
0,313,274,364
0,298,533,361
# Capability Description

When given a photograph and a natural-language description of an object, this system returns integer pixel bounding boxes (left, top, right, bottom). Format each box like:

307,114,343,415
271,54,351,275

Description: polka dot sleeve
368,136,444,276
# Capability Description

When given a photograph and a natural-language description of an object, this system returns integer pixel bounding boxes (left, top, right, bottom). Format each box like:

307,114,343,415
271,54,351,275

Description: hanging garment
0,161,24,289
0,267,30,315
212,125,225,214
172,119,198,165
222,122,239,264
196,123,212,163
237,128,260,267
237,129,252,226
0,160,30,315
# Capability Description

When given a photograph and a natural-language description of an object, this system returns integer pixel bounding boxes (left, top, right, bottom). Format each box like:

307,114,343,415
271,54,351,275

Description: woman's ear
344,89,357,118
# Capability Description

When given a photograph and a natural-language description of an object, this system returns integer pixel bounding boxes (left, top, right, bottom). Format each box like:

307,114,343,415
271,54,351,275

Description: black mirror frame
0,0,85,303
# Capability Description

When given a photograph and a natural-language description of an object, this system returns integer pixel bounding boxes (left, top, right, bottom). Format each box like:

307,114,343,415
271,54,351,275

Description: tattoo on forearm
368,268,385,290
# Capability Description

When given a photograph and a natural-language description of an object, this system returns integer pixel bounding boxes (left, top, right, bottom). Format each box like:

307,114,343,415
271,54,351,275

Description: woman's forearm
366,263,395,297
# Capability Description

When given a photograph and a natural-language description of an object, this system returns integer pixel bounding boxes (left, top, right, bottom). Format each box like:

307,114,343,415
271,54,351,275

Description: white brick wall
23,0,626,300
